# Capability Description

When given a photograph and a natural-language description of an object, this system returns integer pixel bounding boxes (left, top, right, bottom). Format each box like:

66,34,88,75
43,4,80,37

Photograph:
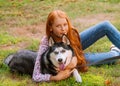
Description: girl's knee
101,20,111,26
100,20,113,30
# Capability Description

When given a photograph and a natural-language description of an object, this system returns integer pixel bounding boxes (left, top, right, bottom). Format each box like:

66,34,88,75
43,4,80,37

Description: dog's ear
62,35,70,45
49,37,55,46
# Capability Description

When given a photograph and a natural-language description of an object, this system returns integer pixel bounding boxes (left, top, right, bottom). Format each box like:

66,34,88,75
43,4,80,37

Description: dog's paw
75,74,82,83
73,69,82,83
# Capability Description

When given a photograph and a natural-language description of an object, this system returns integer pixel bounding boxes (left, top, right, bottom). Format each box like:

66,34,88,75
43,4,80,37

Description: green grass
0,0,120,86
0,33,24,45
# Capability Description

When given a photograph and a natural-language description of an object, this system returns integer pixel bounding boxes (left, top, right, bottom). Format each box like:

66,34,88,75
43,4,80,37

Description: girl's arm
50,69,74,81
32,36,51,82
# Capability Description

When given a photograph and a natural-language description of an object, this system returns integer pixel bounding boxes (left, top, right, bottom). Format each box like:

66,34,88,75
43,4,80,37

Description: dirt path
8,23,46,40
72,13,115,31
1,13,115,50
9,13,115,40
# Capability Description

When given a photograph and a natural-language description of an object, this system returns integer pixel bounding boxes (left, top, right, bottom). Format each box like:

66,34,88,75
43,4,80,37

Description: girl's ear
62,35,70,45
49,37,54,46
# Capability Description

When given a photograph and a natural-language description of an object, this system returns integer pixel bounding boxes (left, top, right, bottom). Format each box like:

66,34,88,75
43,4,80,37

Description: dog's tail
4,54,14,66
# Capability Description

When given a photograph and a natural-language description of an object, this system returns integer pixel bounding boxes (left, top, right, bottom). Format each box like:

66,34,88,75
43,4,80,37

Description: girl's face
51,16,68,38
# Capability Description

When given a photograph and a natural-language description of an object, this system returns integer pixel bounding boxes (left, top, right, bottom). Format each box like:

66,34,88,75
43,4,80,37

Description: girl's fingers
70,69,75,74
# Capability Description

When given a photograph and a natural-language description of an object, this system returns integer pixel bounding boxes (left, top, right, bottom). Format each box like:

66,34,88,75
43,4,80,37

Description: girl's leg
84,50,119,65
80,20,120,50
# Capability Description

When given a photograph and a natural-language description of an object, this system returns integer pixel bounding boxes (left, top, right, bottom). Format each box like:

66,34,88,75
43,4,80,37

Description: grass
0,0,120,86
0,33,24,45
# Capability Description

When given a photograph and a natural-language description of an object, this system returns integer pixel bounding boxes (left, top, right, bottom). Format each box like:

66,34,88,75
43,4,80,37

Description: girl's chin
56,34,63,38
57,35,63,38
56,33,66,38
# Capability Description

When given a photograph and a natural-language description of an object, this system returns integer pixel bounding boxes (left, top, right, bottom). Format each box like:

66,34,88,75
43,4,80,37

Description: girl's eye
64,23,67,26
54,51,59,54
56,25,60,28
61,49,66,53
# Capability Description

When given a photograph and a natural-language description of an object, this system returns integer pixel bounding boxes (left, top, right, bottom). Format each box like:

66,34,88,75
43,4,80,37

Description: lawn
0,0,120,86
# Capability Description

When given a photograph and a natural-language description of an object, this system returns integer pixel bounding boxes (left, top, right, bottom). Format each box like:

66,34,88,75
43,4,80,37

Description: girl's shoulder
41,35,49,45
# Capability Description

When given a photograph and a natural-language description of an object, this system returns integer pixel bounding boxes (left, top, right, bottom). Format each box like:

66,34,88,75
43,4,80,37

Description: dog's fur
4,50,37,75
4,36,82,82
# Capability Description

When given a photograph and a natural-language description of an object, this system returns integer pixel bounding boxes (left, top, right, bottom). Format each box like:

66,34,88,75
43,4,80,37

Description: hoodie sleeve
32,36,51,82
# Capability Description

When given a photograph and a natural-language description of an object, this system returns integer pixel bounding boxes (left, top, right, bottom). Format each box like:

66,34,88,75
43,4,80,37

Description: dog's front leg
72,69,82,83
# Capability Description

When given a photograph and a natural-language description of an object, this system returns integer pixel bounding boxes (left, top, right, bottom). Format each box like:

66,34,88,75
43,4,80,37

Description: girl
32,10,120,82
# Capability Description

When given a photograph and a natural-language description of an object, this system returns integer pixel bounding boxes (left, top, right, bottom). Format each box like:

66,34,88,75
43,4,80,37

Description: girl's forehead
53,16,67,23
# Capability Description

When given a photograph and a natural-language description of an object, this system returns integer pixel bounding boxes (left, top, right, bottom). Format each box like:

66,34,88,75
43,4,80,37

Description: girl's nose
61,26,65,31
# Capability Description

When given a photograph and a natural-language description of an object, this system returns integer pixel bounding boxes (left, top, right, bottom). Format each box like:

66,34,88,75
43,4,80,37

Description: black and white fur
4,36,82,83
4,50,37,75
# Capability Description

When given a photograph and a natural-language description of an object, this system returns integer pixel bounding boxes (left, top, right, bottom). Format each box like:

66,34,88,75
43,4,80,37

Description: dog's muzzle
58,58,67,70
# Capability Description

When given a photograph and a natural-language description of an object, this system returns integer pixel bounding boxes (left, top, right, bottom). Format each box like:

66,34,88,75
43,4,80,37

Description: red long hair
46,10,88,72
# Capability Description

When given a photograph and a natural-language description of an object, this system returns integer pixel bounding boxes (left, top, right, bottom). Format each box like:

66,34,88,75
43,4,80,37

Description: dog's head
48,35,74,70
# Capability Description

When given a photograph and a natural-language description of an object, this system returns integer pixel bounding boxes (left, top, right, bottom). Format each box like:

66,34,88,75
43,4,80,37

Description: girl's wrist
50,75,57,81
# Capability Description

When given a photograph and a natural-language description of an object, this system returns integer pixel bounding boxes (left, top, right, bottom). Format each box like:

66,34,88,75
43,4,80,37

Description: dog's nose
58,58,62,62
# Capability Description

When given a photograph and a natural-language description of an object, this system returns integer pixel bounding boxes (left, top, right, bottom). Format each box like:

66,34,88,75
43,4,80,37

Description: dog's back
4,50,37,75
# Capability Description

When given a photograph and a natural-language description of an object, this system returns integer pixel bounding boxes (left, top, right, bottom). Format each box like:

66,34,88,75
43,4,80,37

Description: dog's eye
54,51,59,54
61,50,66,53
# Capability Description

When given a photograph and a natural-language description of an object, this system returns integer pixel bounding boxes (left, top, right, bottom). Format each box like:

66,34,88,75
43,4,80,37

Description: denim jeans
79,20,120,65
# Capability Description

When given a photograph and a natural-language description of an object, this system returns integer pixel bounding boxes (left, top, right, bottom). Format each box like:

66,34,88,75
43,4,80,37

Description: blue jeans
79,20,120,65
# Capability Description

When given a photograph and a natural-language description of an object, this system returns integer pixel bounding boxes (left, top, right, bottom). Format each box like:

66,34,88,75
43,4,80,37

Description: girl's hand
66,56,77,69
50,69,74,81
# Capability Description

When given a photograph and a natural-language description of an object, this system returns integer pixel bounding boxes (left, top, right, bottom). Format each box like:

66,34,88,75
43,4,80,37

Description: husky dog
4,36,82,83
